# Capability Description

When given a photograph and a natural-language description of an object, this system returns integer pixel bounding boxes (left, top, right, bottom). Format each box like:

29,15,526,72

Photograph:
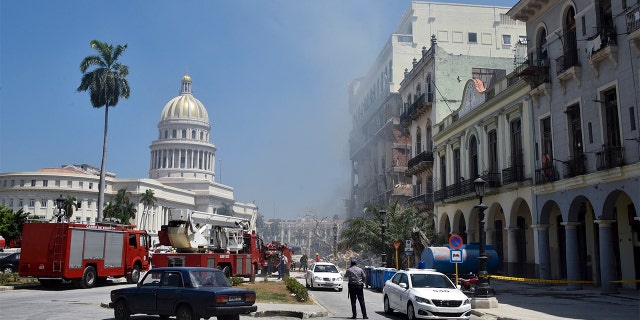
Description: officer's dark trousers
348,284,367,318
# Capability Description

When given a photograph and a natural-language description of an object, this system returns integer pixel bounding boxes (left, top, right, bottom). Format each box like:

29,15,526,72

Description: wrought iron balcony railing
596,145,624,170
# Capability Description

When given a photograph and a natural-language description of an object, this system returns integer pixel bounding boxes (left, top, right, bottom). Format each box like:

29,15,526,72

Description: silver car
383,269,472,319
305,262,343,291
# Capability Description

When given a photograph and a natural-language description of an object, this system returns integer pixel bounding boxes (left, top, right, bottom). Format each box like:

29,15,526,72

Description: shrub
229,277,244,286
284,276,308,302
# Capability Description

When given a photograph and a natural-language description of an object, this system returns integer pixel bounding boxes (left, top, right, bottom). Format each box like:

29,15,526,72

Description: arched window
469,135,478,179
200,132,204,140
172,130,177,138
191,130,196,139
164,130,168,139
415,128,422,154
537,28,548,65
182,129,187,139
562,7,578,70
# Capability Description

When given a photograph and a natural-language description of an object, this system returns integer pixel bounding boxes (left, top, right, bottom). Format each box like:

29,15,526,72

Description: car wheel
78,266,97,289
113,299,131,320
176,305,196,320
384,296,394,314
217,315,240,320
407,302,416,320
2,267,13,274
127,265,141,284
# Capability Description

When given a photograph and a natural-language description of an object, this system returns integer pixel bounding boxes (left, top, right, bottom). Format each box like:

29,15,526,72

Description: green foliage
284,276,308,302
340,201,436,267
216,203,233,216
0,205,30,242
62,195,78,221
103,188,137,224
229,277,244,286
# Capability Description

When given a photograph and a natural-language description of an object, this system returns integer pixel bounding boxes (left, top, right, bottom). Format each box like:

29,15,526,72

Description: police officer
345,258,367,319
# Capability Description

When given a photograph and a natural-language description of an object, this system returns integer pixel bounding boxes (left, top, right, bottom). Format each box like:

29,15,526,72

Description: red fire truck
152,209,290,281
19,222,151,289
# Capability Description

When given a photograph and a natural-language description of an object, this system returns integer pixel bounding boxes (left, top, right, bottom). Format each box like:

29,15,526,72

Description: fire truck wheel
176,305,196,320
113,299,131,320
78,266,97,289
127,265,141,284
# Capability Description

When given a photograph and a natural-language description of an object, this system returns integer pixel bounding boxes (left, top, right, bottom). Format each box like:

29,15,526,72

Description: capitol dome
160,74,209,122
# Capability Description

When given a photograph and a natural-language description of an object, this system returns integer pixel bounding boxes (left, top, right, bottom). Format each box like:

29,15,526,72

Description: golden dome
160,75,209,122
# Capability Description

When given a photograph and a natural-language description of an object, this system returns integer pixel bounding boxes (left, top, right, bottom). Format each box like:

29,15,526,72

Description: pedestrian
277,253,288,279
315,252,321,262
300,253,308,271
345,258,367,319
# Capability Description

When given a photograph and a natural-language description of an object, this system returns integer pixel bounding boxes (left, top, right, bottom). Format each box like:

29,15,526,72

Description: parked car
110,267,257,320
382,269,472,320
0,252,20,273
305,261,343,291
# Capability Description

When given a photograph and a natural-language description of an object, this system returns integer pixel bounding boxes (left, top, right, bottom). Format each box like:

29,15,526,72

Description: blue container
421,244,499,274
364,266,373,287
382,268,397,286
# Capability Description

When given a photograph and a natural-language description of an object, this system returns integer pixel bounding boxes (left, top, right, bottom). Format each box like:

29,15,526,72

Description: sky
0,0,518,221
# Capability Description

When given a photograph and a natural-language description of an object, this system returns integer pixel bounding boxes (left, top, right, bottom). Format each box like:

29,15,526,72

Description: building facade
508,0,640,292
0,75,258,244
348,1,526,218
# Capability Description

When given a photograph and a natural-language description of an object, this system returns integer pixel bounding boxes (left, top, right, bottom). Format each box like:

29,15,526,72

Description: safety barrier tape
489,275,640,284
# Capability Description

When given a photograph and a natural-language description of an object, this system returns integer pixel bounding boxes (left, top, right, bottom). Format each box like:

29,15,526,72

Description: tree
77,40,131,223
62,195,78,222
139,189,156,229
103,188,137,224
0,205,30,244
216,202,233,216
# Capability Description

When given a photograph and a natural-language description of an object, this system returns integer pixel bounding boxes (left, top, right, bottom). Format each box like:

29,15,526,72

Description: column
485,227,495,246
532,224,551,279
561,222,582,290
506,227,519,276
595,220,618,293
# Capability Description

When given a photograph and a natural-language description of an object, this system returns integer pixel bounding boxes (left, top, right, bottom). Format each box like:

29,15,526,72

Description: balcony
563,155,587,178
515,59,550,100
627,7,640,55
400,92,434,126
406,151,434,175
502,165,525,185
484,172,502,188
587,26,618,77
555,51,581,92
596,145,624,170
535,160,560,185
409,184,434,206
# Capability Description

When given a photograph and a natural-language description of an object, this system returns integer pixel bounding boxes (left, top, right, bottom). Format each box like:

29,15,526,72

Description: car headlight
463,298,472,305
314,275,322,280
414,296,432,304
337,277,343,282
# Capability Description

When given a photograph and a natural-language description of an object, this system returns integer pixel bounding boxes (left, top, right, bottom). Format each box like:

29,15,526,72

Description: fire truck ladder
52,224,66,272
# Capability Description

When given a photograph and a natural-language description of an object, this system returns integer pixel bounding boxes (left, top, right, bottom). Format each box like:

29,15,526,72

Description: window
416,128,422,154
468,32,477,43
79,181,84,189
182,129,187,138
469,135,479,179
602,88,621,147
31,180,36,187
488,130,498,173
40,199,47,208
9,199,13,207
20,180,24,187
67,181,72,188
164,130,168,139
10,180,14,187
19,199,23,207
440,155,447,190
502,35,512,45
631,107,637,131
28,199,35,208
89,182,93,190
55,180,60,187
567,104,583,158
172,130,177,138
43,180,48,187
200,132,204,140
453,148,461,183
541,117,553,161
192,130,196,139
511,119,523,168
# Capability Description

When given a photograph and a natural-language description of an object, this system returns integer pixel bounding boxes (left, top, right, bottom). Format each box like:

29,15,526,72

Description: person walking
315,252,321,262
277,253,288,279
300,253,308,272
345,258,367,319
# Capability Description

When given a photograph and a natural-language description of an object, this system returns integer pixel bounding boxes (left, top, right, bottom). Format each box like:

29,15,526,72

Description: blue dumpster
364,266,373,288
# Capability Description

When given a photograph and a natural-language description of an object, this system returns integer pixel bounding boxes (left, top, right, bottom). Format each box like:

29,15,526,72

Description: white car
383,269,472,320
305,262,343,291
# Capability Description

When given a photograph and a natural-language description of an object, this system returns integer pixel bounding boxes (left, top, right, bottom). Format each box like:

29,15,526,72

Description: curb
252,310,328,318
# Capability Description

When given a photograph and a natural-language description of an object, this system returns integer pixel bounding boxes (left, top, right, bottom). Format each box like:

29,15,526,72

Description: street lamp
55,194,65,223
473,178,496,302
380,210,387,267
333,223,338,263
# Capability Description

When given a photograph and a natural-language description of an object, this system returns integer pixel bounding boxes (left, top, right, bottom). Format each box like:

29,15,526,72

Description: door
156,271,184,315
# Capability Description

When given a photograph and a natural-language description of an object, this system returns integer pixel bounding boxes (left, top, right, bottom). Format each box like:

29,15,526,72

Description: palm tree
77,40,131,223
103,188,137,224
139,189,157,230
62,195,78,222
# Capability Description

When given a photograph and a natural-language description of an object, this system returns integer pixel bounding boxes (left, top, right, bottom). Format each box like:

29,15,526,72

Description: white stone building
0,75,258,244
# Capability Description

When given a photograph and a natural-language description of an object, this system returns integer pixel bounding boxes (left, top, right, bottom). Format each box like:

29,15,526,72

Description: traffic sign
450,249,463,263
405,239,413,251
449,234,464,249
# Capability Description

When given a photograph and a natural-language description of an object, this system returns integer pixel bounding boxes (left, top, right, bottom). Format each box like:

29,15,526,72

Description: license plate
228,296,242,302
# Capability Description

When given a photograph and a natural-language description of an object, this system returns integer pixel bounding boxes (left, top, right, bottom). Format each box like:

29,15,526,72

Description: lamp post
333,223,338,263
55,194,65,223
473,178,496,303
380,210,387,267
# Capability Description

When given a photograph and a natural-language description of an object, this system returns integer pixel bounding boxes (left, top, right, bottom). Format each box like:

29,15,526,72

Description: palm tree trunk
97,104,110,222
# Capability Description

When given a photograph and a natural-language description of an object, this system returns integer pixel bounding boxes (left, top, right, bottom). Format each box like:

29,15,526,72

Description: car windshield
189,270,231,287
410,274,456,289
314,264,339,273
